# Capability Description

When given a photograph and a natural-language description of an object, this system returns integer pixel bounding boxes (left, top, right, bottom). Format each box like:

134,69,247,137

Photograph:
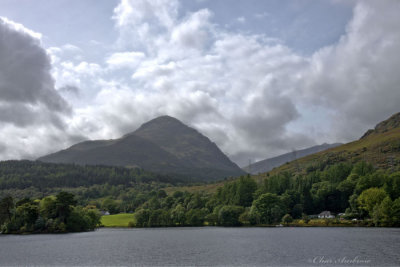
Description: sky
0,0,399,167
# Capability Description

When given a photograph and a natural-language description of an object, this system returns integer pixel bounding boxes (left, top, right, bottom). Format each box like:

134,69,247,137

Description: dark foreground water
0,227,399,266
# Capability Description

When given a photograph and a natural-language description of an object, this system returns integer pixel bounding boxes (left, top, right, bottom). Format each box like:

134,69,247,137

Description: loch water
0,227,399,266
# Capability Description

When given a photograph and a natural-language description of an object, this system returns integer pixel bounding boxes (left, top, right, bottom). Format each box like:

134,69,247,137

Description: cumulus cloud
47,44,83,64
64,0,315,166
50,57,103,101
81,0,398,166
170,9,212,51
58,85,80,96
301,0,400,141
1,0,400,168
0,17,82,159
106,51,146,69
0,18,69,112
113,0,180,51
113,0,179,29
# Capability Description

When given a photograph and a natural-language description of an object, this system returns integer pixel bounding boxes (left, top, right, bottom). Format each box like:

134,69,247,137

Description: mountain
360,112,400,139
261,112,400,176
38,116,244,181
165,112,400,195
242,143,342,174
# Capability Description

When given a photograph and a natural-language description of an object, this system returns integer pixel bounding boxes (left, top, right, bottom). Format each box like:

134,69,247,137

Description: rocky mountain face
361,112,400,139
38,116,245,181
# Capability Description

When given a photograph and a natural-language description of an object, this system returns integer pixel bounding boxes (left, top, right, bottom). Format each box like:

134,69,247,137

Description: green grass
259,127,400,178
101,213,135,227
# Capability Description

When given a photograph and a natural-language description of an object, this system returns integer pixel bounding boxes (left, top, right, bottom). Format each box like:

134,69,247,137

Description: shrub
218,205,244,226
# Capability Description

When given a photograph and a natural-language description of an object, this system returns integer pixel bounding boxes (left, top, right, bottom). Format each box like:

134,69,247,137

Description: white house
318,211,335,219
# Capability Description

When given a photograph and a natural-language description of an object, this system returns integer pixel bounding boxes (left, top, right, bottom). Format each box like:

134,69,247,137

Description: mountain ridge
260,112,400,176
38,116,245,181
242,143,342,174
361,112,400,139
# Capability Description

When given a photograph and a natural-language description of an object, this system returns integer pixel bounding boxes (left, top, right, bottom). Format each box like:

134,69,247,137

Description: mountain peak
361,112,400,139
135,115,194,138
148,115,181,123
139,115,184,129
38,115,244,181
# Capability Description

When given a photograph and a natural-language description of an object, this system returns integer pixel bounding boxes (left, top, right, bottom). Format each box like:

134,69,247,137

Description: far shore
100,213,377,228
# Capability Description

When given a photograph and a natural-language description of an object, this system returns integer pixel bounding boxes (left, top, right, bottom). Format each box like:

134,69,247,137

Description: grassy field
101,213,135,227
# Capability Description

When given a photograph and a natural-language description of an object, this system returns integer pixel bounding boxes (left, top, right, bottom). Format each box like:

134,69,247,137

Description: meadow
101,213,135,227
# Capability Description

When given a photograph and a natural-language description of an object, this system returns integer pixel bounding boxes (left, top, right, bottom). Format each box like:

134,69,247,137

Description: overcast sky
0,0,399,167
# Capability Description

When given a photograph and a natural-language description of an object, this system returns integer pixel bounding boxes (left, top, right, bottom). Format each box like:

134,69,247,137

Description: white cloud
0,16,42,39
0,17,68,112
97,0,400,165
52,60,103,92
300,0,400,141
113,0,179,29
170,9,212,51
113,0,180,51
0,17,83,160
66,0,313,165
1,0,400,168
106,51,146,69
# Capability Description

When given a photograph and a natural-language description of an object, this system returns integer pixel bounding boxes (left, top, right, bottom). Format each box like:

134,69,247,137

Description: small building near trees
318,211,335,219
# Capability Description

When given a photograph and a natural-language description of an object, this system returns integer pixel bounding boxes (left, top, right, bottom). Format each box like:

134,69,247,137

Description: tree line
1,161,400,229
0,160,186,191
127,162,400,227
0,192,101,234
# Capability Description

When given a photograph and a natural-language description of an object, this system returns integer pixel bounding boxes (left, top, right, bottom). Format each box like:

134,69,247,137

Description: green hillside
0,160,187,200
260,113,400,178
165,112,400,195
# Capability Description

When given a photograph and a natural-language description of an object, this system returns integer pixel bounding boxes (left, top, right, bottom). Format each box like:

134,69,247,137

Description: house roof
319,211,332,215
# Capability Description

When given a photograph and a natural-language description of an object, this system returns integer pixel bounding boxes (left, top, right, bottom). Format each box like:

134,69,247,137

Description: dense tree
39,196,56,219
2,161,400,230
0,196,14,224
55,192,77,223
0,160,184,199
0,192,100,234
250,193,284,224
66,207,101,232
185,209,206,226
102,198,120,214
392,198,400,227
372,196,393,226
216,176,257,207
171,204,186,226
217,205,244,226
16,203,39,230
134,209,150,227
234,176,257,207
357,188,388,216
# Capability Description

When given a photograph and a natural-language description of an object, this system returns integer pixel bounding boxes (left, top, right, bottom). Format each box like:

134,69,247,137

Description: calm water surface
0,227,399,266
